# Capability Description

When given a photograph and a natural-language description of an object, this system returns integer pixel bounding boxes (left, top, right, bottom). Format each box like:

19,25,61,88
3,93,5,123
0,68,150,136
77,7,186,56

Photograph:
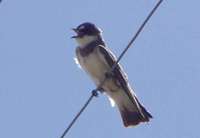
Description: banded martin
72,22,152,127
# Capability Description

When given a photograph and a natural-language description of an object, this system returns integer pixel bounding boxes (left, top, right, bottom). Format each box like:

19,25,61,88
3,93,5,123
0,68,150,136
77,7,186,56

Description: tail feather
135,97,153,120
111,89,152,127
119,103,152,127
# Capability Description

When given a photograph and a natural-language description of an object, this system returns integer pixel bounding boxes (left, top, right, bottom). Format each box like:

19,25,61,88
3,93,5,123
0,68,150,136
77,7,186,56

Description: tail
111,89,152,127
119,98,152,127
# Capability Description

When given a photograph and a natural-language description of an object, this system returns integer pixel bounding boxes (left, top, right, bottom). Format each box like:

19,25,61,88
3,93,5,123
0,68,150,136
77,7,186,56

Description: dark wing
99,45,153,121
98,45,134,98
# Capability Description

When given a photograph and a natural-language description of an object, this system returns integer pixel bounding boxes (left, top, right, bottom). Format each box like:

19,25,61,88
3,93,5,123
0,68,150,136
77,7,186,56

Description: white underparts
74,57,82,69
75,35,98,48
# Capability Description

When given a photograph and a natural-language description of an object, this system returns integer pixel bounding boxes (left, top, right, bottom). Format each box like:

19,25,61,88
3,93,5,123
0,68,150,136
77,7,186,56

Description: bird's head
72,22,102,47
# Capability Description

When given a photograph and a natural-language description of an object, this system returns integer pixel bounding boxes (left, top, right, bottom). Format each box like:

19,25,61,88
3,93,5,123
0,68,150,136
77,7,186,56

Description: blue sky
0,0,200,138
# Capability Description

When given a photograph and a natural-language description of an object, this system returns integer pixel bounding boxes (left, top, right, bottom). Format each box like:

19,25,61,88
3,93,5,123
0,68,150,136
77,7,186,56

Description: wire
60,90,98,138
60,0,163,137
111,0,163,71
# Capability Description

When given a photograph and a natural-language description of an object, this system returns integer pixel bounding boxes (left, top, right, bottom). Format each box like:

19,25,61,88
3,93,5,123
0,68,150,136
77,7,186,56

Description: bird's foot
97,87,105,93
92,89,99,97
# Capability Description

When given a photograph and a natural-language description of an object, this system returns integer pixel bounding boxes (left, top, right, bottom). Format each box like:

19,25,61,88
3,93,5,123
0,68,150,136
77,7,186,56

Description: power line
60,90,98,138
60,0,163,137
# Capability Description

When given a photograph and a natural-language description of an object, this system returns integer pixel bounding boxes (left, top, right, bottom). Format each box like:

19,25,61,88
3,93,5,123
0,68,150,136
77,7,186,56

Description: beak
71,28,78,38
72,28,78,33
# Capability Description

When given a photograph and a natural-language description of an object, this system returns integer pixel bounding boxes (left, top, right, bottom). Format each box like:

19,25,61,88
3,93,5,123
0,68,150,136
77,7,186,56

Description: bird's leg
91,89,99,97
97,87,105,93
94,72,115,94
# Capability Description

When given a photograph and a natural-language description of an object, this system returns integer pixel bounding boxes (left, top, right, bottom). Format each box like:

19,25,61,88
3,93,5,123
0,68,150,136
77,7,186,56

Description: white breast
76,47,110,86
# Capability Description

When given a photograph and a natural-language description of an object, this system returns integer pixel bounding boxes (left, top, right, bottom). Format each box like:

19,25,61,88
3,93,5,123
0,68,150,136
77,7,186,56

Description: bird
72,22,152,127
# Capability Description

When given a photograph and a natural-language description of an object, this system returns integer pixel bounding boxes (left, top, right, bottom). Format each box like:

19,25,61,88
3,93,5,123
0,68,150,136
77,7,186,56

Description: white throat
75,35,98,48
